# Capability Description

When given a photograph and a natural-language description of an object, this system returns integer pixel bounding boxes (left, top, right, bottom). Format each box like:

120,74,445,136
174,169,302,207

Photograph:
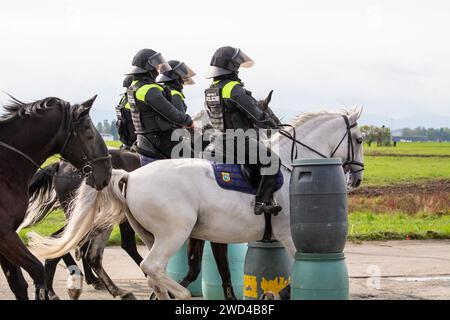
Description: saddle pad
212,162,284,195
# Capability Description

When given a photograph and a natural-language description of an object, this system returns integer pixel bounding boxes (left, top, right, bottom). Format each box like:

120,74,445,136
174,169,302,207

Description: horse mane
0,95,66,121
290,107,362,127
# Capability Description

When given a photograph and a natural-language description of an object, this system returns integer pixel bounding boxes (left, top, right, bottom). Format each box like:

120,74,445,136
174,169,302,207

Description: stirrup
254,201,282,216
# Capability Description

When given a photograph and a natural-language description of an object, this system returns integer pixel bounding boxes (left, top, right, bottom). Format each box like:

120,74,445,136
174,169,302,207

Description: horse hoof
49,292,60,301
67,274,83,300
91,280,106,291
121,292,137,300
68,288,82,300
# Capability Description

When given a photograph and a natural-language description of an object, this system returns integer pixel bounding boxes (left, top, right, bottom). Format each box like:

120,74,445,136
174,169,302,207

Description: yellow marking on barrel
261,276,290,294
243,275,258,298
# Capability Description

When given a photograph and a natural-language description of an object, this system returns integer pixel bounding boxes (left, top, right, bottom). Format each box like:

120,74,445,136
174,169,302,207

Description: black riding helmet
156,60,196,85
126,48,172,75
205,46,254,79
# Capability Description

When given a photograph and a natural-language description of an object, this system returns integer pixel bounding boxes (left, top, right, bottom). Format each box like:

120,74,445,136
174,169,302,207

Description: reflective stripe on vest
170,89,185,101
136,84,164,102
221,81,240,99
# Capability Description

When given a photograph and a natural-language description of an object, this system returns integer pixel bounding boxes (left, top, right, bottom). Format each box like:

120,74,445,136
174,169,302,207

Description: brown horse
0,95,111,299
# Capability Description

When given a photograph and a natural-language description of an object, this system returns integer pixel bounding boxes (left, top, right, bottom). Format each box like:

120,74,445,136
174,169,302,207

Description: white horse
29,108,364,300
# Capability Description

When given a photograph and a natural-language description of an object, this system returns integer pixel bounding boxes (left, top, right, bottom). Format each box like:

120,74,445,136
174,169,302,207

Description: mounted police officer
204,46,281,215
156,60,196,113
115,75,137,150
126,49,193,165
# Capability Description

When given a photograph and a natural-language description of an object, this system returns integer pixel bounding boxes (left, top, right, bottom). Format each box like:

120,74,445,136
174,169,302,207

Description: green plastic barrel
290,158,348,253
243,241,293,300
291,252,349,300
167,242,202,297
201,242,247,300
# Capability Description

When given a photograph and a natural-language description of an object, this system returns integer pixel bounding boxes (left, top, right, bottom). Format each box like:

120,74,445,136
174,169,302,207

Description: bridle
278,115,365,174
58,105,111,178
0,102,110,179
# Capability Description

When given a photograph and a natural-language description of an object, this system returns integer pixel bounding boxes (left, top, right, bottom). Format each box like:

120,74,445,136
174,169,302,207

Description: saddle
211,162,284,195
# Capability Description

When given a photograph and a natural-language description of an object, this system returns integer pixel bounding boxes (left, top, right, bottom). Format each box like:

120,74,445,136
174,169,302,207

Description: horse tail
28,169,130,259
18,162,61,231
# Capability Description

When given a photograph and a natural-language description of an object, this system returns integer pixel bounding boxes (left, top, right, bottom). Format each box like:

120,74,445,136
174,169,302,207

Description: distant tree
96,121,103,133
361,125,391,147
110,120,119,141
102,120,111,134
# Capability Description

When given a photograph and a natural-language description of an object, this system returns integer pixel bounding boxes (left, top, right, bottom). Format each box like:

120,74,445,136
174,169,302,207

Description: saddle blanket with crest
211,162,284,195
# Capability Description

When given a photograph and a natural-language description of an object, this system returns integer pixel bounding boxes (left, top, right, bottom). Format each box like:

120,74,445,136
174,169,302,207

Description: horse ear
263,90,274,109
74,95,97,120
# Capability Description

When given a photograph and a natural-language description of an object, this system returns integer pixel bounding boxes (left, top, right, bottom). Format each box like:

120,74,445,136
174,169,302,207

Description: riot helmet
205,46,254,79
122,75,133,88
126,49,172,75
156,60,196,85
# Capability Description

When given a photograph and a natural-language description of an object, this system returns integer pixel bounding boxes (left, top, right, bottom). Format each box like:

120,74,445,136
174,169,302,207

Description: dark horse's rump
0,95,111,300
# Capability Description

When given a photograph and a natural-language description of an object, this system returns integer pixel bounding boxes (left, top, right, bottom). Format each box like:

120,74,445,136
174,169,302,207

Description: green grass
18,210,126,246
348,211,450,240
106,140,121,148
364,142,450,156
361,155,450,186
18,210,66,245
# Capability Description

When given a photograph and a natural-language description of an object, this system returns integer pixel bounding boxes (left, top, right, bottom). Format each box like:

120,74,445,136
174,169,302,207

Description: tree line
361,125,450,146
400,127,450,142
96,119,119,141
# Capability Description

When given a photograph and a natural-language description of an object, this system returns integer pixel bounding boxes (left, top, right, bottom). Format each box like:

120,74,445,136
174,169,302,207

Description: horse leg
211,242,237,300
0,230,48,300
44,226,84,300
80,241,103,289
84,228,136,300
179,239,205,289
0,254,29,300
118,220,143,267
140,237,192,300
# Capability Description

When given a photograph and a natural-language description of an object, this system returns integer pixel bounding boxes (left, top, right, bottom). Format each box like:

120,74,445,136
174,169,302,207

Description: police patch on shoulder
221,172,231,182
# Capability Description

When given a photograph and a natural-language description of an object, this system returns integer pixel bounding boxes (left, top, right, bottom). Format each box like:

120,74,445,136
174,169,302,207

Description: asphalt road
1,240,449,300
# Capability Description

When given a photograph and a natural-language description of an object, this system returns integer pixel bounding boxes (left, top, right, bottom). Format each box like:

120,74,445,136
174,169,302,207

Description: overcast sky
0,0,449,126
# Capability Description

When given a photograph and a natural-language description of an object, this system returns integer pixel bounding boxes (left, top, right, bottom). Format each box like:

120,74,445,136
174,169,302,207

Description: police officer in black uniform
126,49,193,164
115,75,137,150
156,60,196,113
204,46,281,215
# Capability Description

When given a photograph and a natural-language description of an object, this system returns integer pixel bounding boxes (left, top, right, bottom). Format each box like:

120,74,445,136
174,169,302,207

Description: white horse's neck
272,113,348,168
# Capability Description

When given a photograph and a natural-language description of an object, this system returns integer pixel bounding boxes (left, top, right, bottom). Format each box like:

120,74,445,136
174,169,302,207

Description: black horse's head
258,90,282,127
59,96,111,190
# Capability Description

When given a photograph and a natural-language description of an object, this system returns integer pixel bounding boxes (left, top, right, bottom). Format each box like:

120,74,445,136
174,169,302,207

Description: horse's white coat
29,109,364,300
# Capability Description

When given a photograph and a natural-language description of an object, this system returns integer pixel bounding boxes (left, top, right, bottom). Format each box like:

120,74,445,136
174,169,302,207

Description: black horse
0,95,111,300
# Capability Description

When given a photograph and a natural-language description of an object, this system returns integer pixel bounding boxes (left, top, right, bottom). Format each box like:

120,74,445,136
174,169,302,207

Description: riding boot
254,174,282,216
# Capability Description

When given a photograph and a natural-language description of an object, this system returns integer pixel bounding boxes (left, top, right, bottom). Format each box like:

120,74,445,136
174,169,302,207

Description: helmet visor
173,62,196,80
148,52,172,73
183,77,195,85
232,48,254,68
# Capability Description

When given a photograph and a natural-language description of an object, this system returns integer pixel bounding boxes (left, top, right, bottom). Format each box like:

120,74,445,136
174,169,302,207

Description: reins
276,115,365,174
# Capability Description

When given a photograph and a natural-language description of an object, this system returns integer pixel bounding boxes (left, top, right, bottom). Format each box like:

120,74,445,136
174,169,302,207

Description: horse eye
356,137,363,144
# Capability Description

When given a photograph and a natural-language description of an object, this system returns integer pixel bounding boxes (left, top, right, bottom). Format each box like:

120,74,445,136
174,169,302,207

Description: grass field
348,211,450,241
362,155,450,186
364,142,450,156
